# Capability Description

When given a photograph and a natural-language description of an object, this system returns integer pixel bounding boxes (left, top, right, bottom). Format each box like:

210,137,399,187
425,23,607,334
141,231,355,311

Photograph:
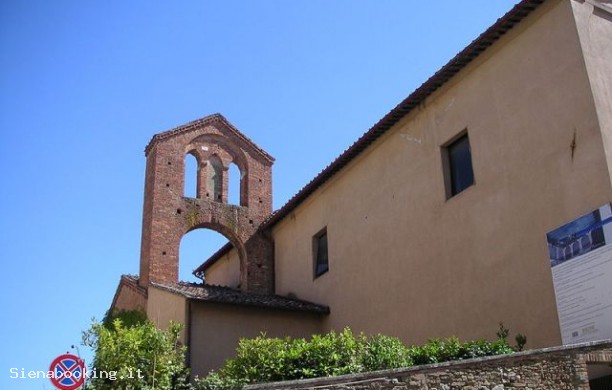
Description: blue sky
0,1,517,389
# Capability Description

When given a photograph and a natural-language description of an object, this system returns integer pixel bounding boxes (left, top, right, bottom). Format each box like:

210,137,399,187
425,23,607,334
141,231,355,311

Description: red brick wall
139,114,275,294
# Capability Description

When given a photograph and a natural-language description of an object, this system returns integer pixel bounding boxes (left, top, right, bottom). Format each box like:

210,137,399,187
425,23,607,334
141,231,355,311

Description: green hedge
194,324,522,390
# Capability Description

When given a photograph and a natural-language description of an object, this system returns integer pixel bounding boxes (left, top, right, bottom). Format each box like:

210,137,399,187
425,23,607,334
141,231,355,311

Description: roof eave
192,242,234,277
260,0,545,230
144,113,275,163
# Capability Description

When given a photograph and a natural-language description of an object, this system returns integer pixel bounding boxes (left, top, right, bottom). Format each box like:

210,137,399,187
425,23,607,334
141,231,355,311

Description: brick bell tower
139,114,275,294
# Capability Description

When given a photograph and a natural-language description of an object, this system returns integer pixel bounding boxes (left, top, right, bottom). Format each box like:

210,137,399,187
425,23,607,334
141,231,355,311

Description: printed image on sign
49,354,85,390
547,203,612,345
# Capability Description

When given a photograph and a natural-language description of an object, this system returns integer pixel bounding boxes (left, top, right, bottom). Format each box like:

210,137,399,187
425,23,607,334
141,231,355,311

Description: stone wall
247,340,612,390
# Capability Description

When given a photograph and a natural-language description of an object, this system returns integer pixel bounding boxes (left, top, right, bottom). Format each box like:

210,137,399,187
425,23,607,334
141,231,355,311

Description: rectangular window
443,131,475,198
313,228,329,278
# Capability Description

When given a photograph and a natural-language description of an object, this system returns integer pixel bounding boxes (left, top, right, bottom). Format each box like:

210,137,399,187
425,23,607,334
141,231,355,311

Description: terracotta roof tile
260,0,545,229
192,242,233,277
110,274,147,311
151,281,330,314
193,0,546,275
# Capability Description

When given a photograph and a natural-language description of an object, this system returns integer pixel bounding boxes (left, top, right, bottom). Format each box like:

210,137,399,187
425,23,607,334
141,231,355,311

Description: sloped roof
194,0,546,275
261,0,544,229
144,113,275,163
151,281,330,314
109,274,147,312
192,242,233,277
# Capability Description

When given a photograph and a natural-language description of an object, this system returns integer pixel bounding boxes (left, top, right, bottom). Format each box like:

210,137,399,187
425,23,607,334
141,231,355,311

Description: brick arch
180,203,247,258
186,134,249,205
187,133,248,174
181,222,247,283
139,114,274,294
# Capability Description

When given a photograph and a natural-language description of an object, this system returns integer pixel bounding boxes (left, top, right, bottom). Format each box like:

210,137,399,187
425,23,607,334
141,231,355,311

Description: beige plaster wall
204,248,241,288
272,0,612,348
189,303,325,377
147,286,188,343
112,283,146,313
571,0,612,186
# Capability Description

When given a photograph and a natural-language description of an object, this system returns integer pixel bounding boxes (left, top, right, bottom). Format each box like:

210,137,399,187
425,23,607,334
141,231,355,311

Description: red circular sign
49,354,85,390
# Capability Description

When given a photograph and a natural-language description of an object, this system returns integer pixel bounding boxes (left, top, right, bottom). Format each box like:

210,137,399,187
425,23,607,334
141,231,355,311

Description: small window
313,228,329,278
443,132,474,198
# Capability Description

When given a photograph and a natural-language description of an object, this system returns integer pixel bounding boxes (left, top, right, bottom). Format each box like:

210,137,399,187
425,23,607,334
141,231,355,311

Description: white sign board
547,204,612,344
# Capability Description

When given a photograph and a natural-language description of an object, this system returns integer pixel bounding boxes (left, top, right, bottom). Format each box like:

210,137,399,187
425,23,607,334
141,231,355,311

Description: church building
110,0,612,379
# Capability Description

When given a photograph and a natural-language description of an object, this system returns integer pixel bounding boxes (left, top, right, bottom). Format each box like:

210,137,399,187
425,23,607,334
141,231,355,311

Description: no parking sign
49,354,85,390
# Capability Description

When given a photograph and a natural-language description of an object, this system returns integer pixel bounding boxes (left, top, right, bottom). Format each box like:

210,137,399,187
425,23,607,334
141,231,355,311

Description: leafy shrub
408,333,515,366
221,335,292,383
215,329,366,382
194,326,521,390
193,328,412,389
102,309,148,329
362,334,412,371
515,333,527,351
497,322,528,352
296,329,364,377
87,312,525,390
193,371,246,390
82,315,190,390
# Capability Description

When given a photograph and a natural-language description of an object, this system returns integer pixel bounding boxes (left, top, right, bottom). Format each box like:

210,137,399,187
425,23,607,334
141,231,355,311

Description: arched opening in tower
184,153,198,198
179,228,237,285
228,162,242,206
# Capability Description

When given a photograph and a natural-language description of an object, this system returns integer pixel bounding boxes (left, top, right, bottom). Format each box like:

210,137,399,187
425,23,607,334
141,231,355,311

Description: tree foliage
82,313,524,390
82,310,190,390
194,325,523,390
